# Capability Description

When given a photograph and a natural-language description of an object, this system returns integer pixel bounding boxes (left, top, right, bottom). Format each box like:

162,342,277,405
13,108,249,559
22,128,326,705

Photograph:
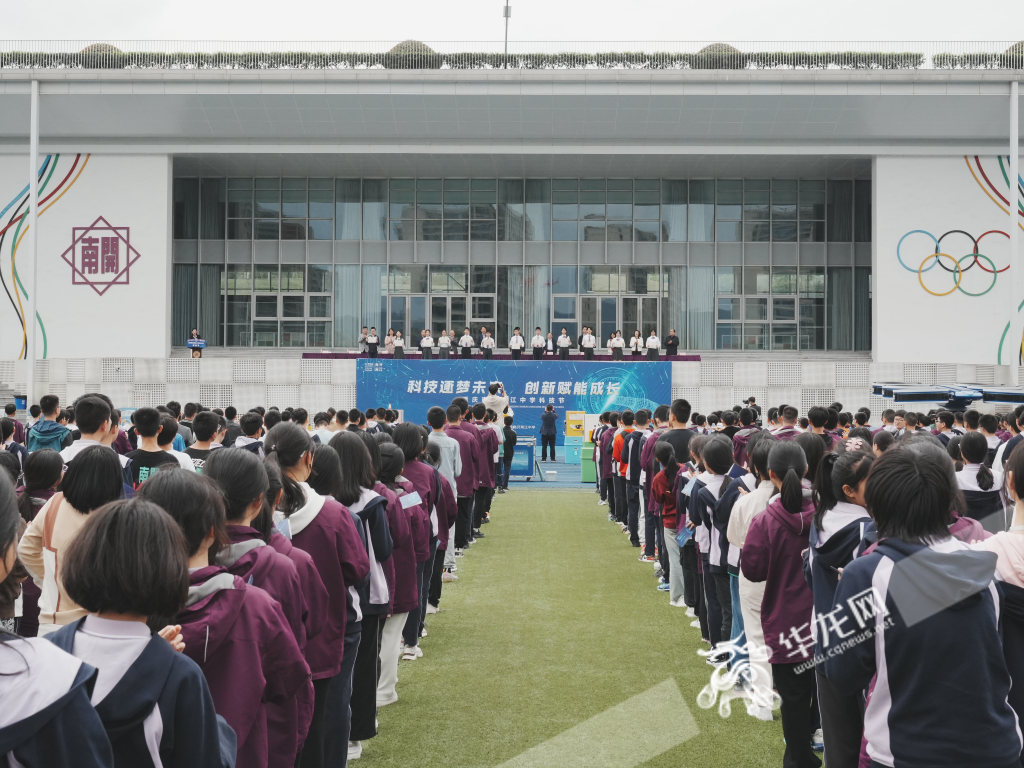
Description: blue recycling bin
508,437,536,480
563,435,583,465
14,395,26,411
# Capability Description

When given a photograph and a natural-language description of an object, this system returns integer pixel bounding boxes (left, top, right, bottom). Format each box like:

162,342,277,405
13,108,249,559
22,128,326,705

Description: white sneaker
402,645,418,661
812,728,824,751
377,693,398,707
426,604,439,614
685,607,696,618
414,644,423,657
598,500,607,506
348,741,362,760
690,619,701,628
669,598,687,608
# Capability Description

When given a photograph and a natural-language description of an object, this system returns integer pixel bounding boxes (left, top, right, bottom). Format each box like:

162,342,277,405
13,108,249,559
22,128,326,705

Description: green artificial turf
362,490,786,767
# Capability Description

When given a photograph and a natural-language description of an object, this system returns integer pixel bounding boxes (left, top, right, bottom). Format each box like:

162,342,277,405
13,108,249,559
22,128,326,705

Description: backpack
26,424,69,453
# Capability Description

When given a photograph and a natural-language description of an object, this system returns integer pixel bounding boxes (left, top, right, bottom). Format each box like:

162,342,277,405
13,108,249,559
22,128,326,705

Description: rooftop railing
0,40,1022,71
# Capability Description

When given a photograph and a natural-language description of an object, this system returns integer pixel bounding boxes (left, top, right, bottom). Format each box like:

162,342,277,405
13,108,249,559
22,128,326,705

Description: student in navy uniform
806,447,874,768
137,469,310,768
235,411,266,457
0,478,114,768
827,441,1022,768
955,431,1005,534
48,498,237,768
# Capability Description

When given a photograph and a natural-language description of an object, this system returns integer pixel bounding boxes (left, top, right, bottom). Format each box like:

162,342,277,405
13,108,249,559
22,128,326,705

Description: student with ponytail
651,442,684,605
137,469,309,768
328,430,393,762
14,448,63,637
264,423,370,768
742,441,820,768
204,448,320,767
956,431,1004,534
807,447,873,767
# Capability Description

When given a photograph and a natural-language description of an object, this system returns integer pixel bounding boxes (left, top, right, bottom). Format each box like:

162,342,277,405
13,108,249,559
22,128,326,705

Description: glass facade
173,177,871,351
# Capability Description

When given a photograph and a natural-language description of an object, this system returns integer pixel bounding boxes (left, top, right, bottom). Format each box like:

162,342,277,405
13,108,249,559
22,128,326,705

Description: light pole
503,0,511,57
26,80,39,410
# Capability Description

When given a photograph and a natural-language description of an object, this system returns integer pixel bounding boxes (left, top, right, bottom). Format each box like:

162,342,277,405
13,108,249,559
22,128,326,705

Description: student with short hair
49,498,238,768
3,402,25,444
444,402,479,556
773,406,800,441
531,327,545,360
365,327,380,358
14,449,64,637
19,446,125,635
124,407,181,486
159,414,197,472
1,417,27,469
185,411,224,471
26,394,73,453
0,478,115,768
138,470,309,768
500,415,517,492
459,327,474,358
509,327,526,360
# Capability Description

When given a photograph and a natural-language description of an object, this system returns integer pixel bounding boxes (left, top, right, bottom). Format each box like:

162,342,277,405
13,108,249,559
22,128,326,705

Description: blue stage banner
356,359,672,445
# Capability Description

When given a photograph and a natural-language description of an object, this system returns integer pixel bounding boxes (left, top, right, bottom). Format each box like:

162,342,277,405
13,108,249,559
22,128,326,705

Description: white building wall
875,154,1024,365
0,153,172,361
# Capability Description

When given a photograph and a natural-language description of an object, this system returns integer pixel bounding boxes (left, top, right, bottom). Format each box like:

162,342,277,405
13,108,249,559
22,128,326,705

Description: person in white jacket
459,328,474,359
531,327,546,360
645,330,660,361
725,434,777,722
420,329,434,360
438,329,451,359
509,327,526,360
629,330,643,357
556,328,572,360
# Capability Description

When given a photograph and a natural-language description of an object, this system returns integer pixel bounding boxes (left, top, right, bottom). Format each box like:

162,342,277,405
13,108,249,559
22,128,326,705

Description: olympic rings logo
897,229,1010,297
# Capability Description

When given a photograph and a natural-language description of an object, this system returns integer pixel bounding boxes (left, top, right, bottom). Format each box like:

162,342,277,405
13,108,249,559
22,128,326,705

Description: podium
187,339,206,358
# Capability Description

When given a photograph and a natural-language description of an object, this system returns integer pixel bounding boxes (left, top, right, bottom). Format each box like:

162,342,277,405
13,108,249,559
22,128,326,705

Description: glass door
599,297,617,347
389,295,427,339
430,296,468,337
621,297,660,346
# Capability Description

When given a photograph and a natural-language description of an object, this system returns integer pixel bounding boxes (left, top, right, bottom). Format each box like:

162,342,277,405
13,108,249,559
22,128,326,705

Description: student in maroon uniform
204,448,320,767
137,469,310,768
264,424,371,768
471,403,499,536
444,404,479,555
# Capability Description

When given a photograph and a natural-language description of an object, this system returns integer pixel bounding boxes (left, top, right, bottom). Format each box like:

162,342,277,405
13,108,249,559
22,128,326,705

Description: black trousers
695,571,710,641
613,475,627,524
532,348,543,359
626,482,641,545
298,676,333,768
322,626,361,768
511,349,522,360
501,454,514,488
483,349,492,359
772,663,822,768
605,474,616,516
558,347,569,360
367,346,378,358
461,346,472,358
394,346,404,358
349,613,384,742
429,545,446,606
421,347,432,359
541,435,556,460
705,568,733,647
583,347,594,360
404,554,432,646
646,348,658,361
600,474,609,501
455,496,473,548
473,487,490,529
816,670,864,768
681,540,699,608
438,346,450,359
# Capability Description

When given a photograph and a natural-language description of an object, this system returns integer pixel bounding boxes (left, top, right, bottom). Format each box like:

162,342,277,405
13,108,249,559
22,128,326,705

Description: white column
1012,79,1020,385
25,80,39,407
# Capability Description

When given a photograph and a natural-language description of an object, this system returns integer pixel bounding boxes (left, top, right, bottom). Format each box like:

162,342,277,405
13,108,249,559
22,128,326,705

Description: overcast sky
4,0,1022,45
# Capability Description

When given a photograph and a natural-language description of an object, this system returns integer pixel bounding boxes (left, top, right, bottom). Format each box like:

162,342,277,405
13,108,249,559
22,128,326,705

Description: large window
174,175,871,349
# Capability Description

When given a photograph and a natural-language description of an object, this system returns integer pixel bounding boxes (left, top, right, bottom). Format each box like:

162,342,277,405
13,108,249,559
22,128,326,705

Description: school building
0,41,1020,414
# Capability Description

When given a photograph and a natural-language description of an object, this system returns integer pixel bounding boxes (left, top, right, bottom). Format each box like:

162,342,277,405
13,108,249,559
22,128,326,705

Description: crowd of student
356,326,683,360
592,395,1024,768
0,387,515,767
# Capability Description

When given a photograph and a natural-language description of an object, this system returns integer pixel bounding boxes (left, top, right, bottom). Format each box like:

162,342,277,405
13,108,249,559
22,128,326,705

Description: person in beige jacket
726,433,777,721
18,445,124,636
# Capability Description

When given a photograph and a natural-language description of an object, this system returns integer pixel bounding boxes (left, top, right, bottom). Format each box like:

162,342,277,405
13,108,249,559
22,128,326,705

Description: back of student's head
1004,443,1024,499
306,443,343,501
133,406,161,438
2,404,13,417
825,409,840,431
865,443,955,544
782,406,798,423
721,411,736,427
262,423,313,517
749,432,776,482
191,411,220,443
739,408,754,426
813,449,874,529
74,396,112,436
452,397,470,416
291,408,308,426
0,453,18,487
443,405,460,424
609,412,619,428
39,394,60,417
327,430,376,505
183,402,199,419
979,413,998,435
768,441,809,514
357,430,383,478
378,443,406,488
393,422,424,463
137,469,227,560
853,411,868,427
635,410,650,427
504,415,513,427
873,429,894,454
621,410,635,427
61,445,123,513
958,431,995,490
489,383,500,395
16,449,64,522
766,407,780,424
794,432,825,485
807,406,828,429
427,406,446,430
62,498,189,630
903,412,919,429
689,434,707,467
225,406,238,420
964,409,981,430
653,404,670,424
422,440,441,468
470,403,485,421
702,435,734,477
0,418,14,443
670,398,692,425
156,415,178,448
693,414,706,428
653,441,679,486
204,447,269,524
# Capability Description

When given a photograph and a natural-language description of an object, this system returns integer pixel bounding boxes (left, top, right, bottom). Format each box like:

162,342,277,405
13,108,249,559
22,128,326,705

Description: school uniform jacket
434,472,459,551
687,472,725,559
217,526,314,767
401,458,446,545
803,502,872,658
599,427,616,480
956,464,1006,533
273,483,370,678
622,429,645,485
827,537,1022,768
731,426,761,467
460,420,487,490
47,620,236,768
612,427,635,478
178,565,309,768
708,474,754,575
346,487,395,618
771,425,800,442
444,424,478,497
374,482,417,615
0,637,114,768
474,421,500,489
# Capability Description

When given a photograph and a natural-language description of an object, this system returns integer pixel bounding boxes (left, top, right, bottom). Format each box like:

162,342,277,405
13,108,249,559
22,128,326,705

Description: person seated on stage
420,329,434,359
646,330,661,360
480,330,496,359
459,327,475,358
393,330,406,359
366,327,380,358
665,328,680,356
581,327,597,360
556,328,572,360
509,327,526,360
531,327,546,360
